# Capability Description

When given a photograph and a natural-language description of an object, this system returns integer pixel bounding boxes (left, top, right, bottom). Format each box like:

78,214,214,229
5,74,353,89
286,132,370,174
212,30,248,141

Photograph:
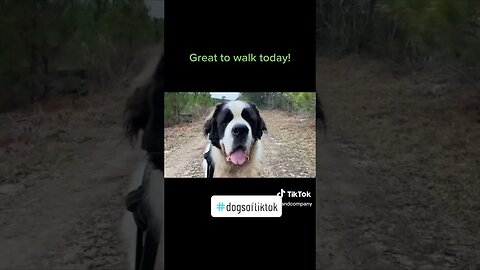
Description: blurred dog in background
122,54,165,270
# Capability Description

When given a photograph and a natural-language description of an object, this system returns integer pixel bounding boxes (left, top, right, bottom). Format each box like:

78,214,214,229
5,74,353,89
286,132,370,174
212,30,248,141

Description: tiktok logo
276,189,312,198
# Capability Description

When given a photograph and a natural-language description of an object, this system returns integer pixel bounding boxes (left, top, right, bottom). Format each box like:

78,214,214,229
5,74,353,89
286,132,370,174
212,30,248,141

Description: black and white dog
122,54,165,270
120,52,326,269
202,100,267,177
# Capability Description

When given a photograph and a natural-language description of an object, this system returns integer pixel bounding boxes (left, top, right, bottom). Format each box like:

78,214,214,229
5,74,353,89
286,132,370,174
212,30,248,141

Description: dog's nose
232,124,249,137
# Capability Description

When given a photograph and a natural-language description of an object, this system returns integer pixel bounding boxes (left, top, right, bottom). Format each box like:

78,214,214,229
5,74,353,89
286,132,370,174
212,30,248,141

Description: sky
210,92,241,100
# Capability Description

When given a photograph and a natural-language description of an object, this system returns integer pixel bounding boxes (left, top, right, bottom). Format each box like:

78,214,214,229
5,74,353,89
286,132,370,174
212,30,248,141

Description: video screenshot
0,1,479,270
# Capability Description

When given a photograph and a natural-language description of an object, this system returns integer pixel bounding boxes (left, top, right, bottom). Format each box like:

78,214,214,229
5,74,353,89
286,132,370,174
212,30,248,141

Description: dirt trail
315,56,480,269
164,110,316,178
0,45,162,270
1,49,478,270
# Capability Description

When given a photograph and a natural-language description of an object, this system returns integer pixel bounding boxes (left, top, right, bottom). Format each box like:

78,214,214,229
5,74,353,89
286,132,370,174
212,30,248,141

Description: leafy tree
238,92,267,106
316,0,480,66
238,92,315,115
164,92,216,126
285,92,316,114
0,0,163,112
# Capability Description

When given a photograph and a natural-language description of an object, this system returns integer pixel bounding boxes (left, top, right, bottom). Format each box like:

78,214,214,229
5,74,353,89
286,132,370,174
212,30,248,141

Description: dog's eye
217,118,228,128
241,110,253,122
219,111,233,127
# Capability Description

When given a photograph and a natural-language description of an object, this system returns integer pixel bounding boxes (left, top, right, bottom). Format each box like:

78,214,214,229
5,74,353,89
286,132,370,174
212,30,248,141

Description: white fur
220,101,254,157
203,140,264,177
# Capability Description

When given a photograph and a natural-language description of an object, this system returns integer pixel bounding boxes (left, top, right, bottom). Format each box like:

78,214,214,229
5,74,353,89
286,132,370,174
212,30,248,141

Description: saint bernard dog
122,54,165,270
202,100,267,177
121,51,326,270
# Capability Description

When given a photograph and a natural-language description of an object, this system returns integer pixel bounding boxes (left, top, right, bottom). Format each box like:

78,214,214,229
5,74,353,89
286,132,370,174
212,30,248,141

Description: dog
202,100,267,177
122,53,165,270
120,51,326,269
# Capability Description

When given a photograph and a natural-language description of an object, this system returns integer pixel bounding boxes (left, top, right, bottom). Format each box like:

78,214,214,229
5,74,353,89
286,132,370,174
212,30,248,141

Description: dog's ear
124,53,164,154
316,92,326,132
124,83,152,145
142,54,164,154
123,53,164,169
203,102,224,148
203,118,213,138
259,116,267,136
255,115,267,140
248,103,267,140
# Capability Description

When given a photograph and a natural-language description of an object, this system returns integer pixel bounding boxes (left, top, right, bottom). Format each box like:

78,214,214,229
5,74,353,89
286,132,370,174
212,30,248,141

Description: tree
164,92,216,127
0,0,163,112
316,0,480,65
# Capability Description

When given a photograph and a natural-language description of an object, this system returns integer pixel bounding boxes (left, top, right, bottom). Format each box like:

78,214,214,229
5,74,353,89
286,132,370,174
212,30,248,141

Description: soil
0,50,478,270
0,45,162,270
315,56,480,269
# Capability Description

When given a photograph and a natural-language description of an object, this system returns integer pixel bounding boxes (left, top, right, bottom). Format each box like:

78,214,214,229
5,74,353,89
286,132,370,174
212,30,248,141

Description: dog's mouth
226,145,249,166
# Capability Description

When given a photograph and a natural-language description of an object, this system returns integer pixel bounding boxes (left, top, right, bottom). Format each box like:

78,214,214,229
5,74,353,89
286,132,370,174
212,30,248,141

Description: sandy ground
315,56,480,269
0,46,162,270
164,110,317,178
0,51,478,270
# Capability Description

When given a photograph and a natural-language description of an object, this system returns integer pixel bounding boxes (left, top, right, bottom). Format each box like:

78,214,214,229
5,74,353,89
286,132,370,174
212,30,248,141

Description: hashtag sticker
216,202,225,211
211,195,282,218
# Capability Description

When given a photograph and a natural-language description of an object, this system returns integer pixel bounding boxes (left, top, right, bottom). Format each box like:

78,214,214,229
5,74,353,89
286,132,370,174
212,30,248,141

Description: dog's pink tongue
229,149,247,165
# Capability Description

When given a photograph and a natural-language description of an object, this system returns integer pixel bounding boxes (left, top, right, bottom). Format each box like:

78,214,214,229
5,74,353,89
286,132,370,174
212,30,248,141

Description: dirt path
0,45,162,270
164,110,316,178
1,50,478,270
315,56,480,269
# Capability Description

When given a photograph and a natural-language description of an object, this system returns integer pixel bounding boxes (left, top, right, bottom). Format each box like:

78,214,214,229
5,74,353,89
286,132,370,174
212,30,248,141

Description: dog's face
204,101,266,166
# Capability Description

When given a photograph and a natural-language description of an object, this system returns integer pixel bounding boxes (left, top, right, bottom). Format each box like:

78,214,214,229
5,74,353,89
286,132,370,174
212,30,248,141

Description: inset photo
164,92,316,178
